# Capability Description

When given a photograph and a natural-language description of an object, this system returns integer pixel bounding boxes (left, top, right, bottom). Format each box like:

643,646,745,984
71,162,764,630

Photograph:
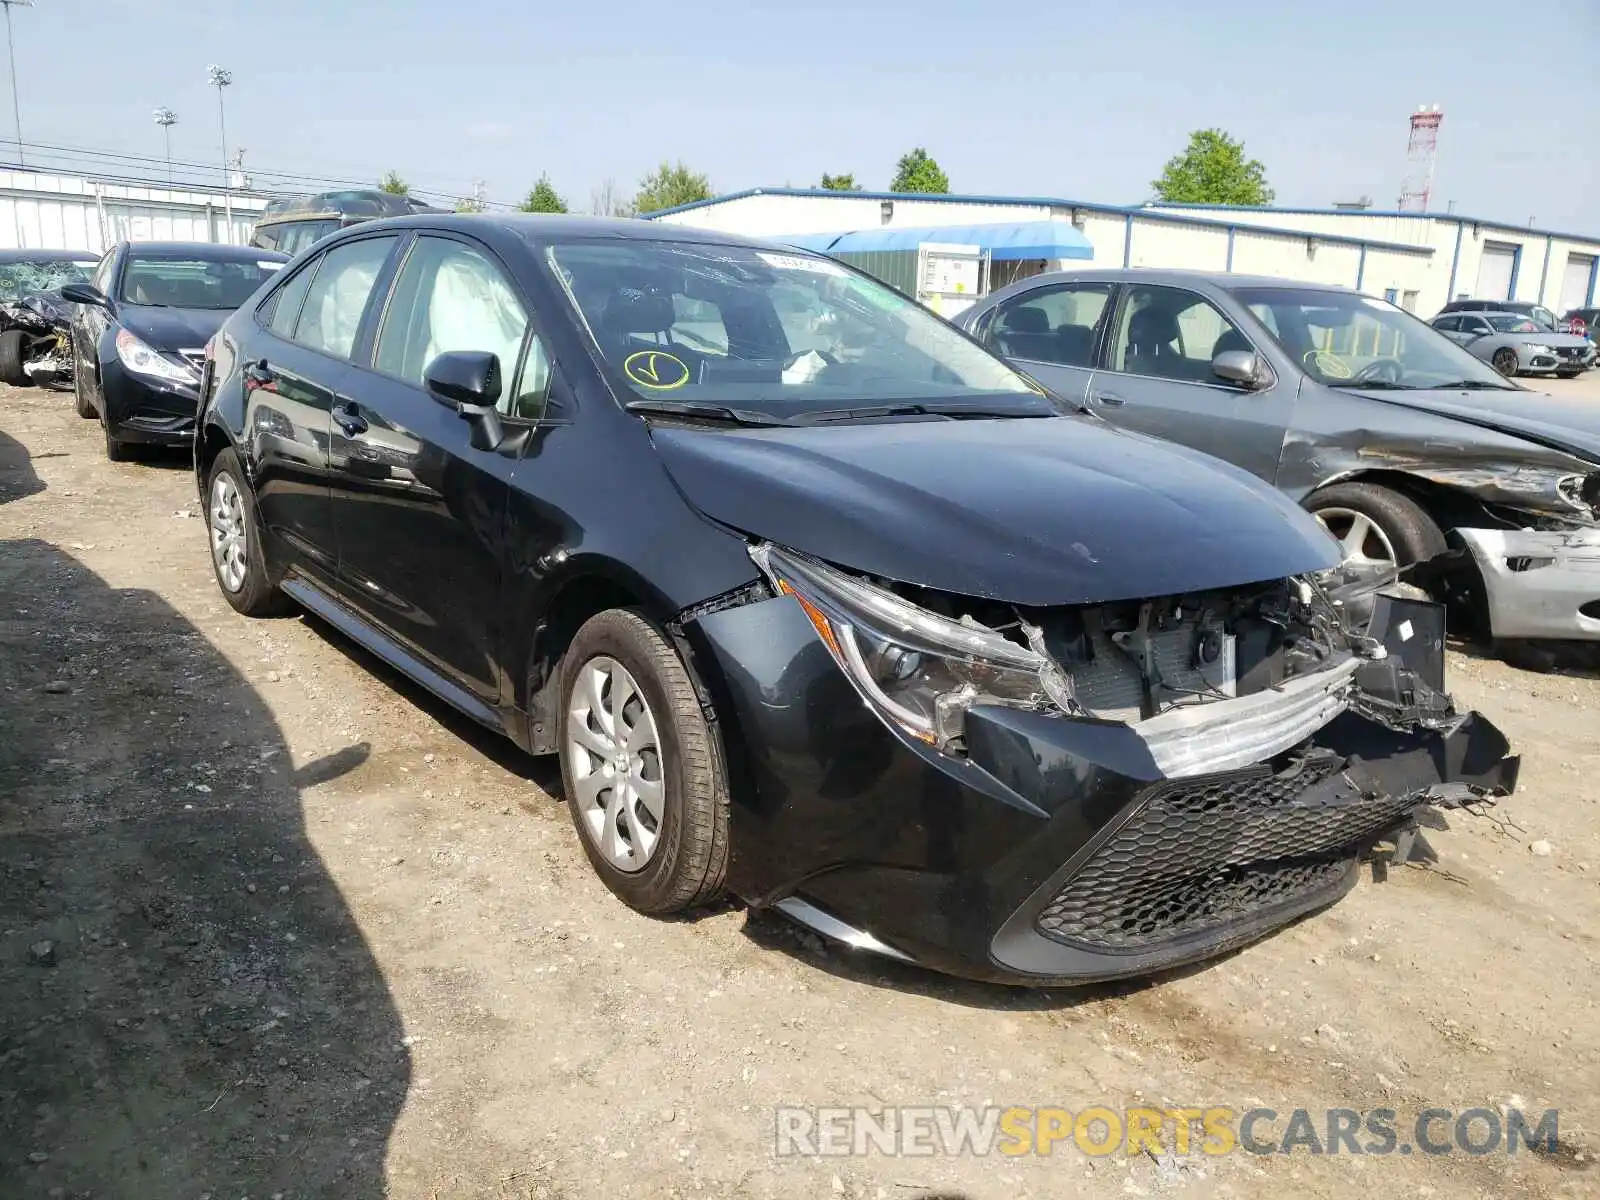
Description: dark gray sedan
956,269,1600,646
1430,310,1594,378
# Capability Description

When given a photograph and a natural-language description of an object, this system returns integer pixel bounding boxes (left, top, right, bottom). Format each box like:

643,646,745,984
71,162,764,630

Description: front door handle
332,401,369,437
243,359,276,388
1094,392,1126,407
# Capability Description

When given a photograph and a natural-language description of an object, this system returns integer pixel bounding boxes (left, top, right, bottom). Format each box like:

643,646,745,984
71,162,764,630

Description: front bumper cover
1457,525,1600,640
688,592,1519,986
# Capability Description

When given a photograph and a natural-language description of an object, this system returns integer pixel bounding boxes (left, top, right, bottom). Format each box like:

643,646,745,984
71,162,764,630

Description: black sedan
194,215,1515,985
63,242,288,460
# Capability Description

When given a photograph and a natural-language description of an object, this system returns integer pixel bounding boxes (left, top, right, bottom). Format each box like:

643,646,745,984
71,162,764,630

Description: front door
327,233,549,709
1085,282,1291,484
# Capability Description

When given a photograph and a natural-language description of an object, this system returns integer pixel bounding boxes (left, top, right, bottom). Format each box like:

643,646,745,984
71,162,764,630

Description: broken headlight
749,543,1050,747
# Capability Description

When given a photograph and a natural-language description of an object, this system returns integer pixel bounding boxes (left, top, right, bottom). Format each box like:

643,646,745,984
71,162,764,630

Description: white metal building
0,170,266,253
647,188,1600,317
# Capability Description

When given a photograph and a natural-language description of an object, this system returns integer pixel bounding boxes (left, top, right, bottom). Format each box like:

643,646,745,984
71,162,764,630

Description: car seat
994,305,1058,361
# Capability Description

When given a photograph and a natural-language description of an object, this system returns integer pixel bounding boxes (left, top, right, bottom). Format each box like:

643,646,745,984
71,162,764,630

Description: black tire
72,339,97,418
204,447,290,616
1491,347,1519,377
0,329,30,387
558,608,729,914
1305,482,1448,571
101,411,137,462
1555,370,1581,379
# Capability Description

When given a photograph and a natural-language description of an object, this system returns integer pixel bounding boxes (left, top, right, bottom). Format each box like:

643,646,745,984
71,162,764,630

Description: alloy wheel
1314,506,1398,577
1492,348,1518,376
567,656,665,873
209,472,249,593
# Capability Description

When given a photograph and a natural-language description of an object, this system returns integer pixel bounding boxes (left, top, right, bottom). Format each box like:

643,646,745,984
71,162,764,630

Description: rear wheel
1491,347,1520,376
558,608,729,915
1305,482,1448,583
0,329,30,387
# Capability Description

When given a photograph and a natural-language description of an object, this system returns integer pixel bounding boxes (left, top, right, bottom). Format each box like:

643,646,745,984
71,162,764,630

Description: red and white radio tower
1398,105,1443,212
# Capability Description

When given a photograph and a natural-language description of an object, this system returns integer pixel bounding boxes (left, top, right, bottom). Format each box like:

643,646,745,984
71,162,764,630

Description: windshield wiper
624,398,792,426
799,400,1056,424
1429,380,1515,391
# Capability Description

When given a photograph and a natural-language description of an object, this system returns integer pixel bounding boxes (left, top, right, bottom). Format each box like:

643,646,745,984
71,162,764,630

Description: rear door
327,231,547,710
1084,282,1290,482
974,280,1114,408
244,233,402,583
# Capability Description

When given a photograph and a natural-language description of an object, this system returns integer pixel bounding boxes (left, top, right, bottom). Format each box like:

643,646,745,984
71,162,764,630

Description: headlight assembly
749,543,1065,748
116,327,199,386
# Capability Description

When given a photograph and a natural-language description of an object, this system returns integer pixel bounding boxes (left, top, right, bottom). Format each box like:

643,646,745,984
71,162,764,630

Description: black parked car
0,249,100,388
249,188,446,257
194,215,1515,985
62,242,288,460
1435,298,1561,331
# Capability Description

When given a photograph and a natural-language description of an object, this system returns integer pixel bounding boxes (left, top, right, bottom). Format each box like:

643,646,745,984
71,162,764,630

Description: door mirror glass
425,350,502,412
1212,349,1264,388
60,283,110,309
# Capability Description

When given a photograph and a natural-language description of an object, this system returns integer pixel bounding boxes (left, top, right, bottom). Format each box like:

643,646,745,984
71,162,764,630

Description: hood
1348,387,1600,463
118,304,228,352
651,416,1340,606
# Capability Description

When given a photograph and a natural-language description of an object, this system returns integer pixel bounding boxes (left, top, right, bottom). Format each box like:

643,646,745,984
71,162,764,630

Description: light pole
1,0,33,169
153,106,176,185
207,64,233,241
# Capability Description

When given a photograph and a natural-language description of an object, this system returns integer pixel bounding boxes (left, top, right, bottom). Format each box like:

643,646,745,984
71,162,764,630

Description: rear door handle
332,401,369,437
1094,392,1126,407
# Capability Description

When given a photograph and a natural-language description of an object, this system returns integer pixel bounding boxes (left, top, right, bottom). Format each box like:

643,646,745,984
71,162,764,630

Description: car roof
328,212,800,250
120,241,290,262
0,248,100,262
980,266,1362,301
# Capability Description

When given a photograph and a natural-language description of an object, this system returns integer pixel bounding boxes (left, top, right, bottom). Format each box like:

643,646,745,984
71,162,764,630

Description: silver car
1431,310,1595,378
956,269,1600,647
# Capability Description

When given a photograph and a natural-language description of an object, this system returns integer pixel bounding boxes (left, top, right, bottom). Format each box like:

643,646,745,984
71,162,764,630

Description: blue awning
776,220,1093,261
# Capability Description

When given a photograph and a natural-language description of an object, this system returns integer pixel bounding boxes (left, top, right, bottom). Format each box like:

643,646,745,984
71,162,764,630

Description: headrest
1212,328,1252,358
1129,307,1181,344
1001,305,1049,334
602,288,675,335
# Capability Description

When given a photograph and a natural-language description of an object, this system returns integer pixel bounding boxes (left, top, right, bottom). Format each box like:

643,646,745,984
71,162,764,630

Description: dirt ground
2,377,1597,1200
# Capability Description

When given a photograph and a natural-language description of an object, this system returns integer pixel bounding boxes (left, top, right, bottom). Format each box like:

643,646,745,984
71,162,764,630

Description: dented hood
1348,387,1600,463
651,416,1340,605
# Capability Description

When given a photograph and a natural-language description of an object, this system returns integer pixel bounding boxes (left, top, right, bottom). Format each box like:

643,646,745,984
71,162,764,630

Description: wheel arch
1305,468,1487,534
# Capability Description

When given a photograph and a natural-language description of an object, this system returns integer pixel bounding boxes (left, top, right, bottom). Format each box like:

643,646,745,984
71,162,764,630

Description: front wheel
1491,347,1520,376
0,329,31,386
72,338,96,418
1305,482,1448,582
558,608,729,915
205,447,290,616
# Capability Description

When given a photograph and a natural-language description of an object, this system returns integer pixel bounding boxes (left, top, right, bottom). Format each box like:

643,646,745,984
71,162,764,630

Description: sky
8,0,1599,229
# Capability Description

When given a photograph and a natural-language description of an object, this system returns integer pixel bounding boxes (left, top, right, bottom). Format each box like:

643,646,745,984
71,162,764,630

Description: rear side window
292,236,397,360
985,283,1112,367
277,220,342,257
265,260,319,339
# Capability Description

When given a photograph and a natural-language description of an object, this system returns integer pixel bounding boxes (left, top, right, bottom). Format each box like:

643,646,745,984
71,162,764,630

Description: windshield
120,255,284,310
543,238,1038,416
1234,287,1514,390
1486,314,1540,333
0,258,97,301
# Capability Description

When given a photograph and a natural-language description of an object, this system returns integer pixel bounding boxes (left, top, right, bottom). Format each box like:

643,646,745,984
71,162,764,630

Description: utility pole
207,65,233,241
1,0,33,169
153,107,177,185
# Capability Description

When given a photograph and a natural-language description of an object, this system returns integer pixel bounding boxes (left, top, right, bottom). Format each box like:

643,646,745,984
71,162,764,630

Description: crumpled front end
685,544,1518,985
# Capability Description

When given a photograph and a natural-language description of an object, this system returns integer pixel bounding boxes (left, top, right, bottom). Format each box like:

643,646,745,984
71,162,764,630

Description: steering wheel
1352,357,1404,384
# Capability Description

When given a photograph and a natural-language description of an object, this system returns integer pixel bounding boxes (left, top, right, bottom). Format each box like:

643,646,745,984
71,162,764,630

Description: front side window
986,283,1112,367
1111,285,1251,384
292,236,397,359
120,254,283,310
1487,315,1539,333
543,238,1036,417
1234,286,1512,390
375,236,544,418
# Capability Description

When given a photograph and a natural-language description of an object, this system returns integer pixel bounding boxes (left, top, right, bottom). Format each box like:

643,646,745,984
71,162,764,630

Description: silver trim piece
774,897,913,962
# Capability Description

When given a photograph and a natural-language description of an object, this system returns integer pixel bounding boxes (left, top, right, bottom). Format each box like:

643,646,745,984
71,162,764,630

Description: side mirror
1212,349,1266,389
60,283,110,309
425,350,503,448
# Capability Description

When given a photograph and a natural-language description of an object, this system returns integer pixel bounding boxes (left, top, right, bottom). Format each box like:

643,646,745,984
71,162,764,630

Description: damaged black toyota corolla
197,216,1518,984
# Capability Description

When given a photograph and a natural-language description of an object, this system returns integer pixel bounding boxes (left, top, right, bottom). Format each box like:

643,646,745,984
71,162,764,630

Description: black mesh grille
1035,754,1414,951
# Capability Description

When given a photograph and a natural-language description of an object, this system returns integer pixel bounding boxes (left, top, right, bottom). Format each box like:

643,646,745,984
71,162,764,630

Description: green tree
453,196,487,213
632,161,712,214
378,170,410,195
1151,129,1274,205
889,148,949,194
518,174,568,213
820,173,861,191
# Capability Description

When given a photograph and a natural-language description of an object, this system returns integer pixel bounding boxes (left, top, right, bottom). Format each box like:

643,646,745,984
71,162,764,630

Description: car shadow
0,427,42,504
1448,633,1600,678
0,538,409,1197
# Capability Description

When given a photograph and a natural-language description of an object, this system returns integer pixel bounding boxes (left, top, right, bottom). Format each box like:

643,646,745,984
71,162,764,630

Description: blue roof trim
1144,202,1599,245
643,187,1435,257
777,220,1093,261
